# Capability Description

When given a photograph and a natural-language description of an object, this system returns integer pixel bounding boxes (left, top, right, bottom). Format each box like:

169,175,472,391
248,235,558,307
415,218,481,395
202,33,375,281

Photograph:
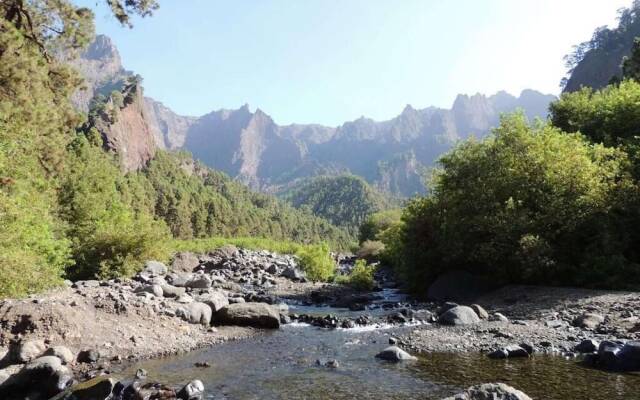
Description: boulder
574,339,599,353
44,346,74,365
2,356,73,398
281,267,305,281
470,304,489,320
492,312,509,322
572,313,604,329
118,381,176,400
616,341,640,371
143,261,168,276
171,252,200,273
166,273,192,288
427,271,493,302
161,284,187,298
488,345,529,359
181,302,213,325
437,302,459,315
375,346,417,362
197,290,229,313
438,306,480,325
15,339,47,363
443,383,532,400
212,245,239,259
217,302,280,329
77,349,100,364
56,376,116,400
0,364,21,387
177,379,205,400
185,274,213,289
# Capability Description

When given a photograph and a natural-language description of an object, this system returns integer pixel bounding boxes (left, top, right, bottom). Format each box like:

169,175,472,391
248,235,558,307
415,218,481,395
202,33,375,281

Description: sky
78,0,631,126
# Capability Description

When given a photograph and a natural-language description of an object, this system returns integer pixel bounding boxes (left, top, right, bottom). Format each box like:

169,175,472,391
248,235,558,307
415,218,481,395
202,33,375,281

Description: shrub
336,259,376,291
295,243,335,282
356,240,385,260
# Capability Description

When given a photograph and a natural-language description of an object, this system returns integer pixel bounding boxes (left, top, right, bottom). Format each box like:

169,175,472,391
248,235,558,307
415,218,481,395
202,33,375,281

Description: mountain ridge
74,34,556,196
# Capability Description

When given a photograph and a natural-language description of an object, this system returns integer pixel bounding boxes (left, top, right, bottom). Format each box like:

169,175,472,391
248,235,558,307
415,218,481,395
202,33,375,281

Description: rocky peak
82,34,121,63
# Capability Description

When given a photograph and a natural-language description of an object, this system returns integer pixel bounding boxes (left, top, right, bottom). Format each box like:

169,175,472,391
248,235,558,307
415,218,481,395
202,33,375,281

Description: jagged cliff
73,35,556,195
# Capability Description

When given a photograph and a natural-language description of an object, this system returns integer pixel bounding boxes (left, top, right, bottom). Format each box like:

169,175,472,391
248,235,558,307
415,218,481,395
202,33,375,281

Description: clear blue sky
78,0,630,126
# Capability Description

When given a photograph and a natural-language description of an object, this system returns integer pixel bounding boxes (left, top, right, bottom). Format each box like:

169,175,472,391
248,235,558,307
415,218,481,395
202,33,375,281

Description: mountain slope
278,175,397,236
562,2,640,92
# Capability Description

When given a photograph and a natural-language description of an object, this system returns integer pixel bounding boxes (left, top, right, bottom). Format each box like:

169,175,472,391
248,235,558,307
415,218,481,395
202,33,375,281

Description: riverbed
127,306,640,400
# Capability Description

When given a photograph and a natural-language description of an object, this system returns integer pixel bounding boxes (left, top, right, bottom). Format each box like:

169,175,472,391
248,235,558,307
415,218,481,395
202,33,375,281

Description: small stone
470,304,489,320
375,346,417,362
77,349,100,364
177,379,205,400
492,312,509,322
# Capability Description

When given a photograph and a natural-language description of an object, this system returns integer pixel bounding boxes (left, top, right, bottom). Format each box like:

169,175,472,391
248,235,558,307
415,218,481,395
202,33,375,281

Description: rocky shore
1,246,639,399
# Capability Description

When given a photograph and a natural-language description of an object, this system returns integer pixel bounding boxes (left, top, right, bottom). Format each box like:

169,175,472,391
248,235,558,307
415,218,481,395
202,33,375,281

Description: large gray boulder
143,261,168,276
44,346,74,365
375,346,417,362
171,252,200,273
442,383,532,400
177,379,205,400
197,290,229,313
161,283,187,298
427,271,493,302
15,339,47,363
438,306,481,325
180,302,213,326
1,356,73,398
185,274,212,289
217,302,280,329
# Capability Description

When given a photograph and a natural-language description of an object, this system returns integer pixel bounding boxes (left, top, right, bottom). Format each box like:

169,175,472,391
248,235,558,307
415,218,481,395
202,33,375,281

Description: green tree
393,113,635,292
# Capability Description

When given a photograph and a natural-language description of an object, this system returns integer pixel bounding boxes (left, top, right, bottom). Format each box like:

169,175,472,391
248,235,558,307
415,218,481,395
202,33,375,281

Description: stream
125,290,640,399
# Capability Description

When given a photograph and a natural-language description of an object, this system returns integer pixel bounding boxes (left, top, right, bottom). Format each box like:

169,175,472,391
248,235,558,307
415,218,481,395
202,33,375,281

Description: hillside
562,2,640,92
278,175,397,236
73,35,555,197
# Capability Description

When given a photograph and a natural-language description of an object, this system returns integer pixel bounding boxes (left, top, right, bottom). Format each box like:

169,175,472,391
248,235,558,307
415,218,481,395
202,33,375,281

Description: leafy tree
280,175,396,237
622,38,640,81
392,113,635,292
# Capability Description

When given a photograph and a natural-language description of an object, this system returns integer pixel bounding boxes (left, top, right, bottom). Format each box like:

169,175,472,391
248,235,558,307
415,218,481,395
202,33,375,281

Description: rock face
443,383,532,400
438,306,481,325
91,83,157,172
217,302,280,329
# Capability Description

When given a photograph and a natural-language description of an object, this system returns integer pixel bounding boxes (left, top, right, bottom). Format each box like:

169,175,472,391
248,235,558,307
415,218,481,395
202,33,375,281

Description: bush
393,112,635,292
358,209,402,244
295,243,335,282
356,240,385,260
335,259,376,291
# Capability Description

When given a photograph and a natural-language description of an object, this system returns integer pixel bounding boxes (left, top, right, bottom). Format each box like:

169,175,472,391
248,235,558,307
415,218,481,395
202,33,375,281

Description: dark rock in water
375,346,417,362
135,368,148,380
574,339,599,353
177,379,204,400
438,306,480,325
519,342,535,355
120,381,177,400
487,349,509,359
488,345,529,359
217,302,280,329
2,356,73,399
341,319,356,329
194,361,211,368
55,376,115,400
596,341,640,371
388,312,408,324
617,341,640,371
442,383,532,400
77,349,100,364
427,271,494,302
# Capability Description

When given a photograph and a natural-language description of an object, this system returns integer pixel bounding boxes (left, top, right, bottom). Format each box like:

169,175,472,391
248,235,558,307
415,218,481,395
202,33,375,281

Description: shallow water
128,322,640,400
